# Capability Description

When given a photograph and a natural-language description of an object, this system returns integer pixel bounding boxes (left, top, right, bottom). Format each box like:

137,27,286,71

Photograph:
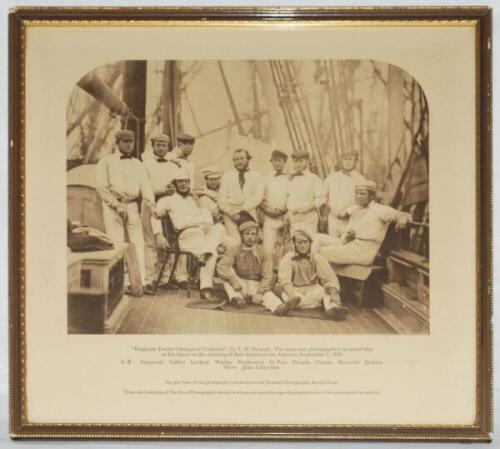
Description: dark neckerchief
177,190,191,198
120,153,134,160
292,171,304,178
238,168,248,188
292,251,311,261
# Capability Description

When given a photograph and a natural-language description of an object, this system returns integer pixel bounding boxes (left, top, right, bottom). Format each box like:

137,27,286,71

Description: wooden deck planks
116,290,401,335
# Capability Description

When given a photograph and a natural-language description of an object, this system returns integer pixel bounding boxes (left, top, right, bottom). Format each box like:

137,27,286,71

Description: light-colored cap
355,180,377,192
238,221,259,233
201,166,222,178
292,229,313,242
150,133,170,143
173,169,191,181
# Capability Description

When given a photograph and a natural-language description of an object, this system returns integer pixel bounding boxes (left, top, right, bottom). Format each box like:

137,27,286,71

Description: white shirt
166,147,195,184
142,154,179,196
287,170,326,212
151,192,212,235
325,170,366,215
197,188,220,219
95,152,154,209
263,171,290,211
344,201,405,243
218,169,265,215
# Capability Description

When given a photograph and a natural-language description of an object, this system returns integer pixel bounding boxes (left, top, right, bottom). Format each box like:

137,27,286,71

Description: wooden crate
332,264,387,308
68,243,129,334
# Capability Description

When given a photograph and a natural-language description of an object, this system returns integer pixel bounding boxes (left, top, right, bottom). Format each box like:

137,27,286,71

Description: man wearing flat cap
325,150,367,238
194,166,223,224
260,150,290,259
141,133,180,289
166,132,196,184
216,221,288,314
278,228,348,320
219,148,265,243
96,129,155,294
151,169,227,302
286,150,326,235
313,180,412,266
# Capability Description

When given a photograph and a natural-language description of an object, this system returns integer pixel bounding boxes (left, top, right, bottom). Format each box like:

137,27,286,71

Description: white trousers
312,233,378,266
223,278,283,312
282,284,341,310
262,216,286,261
175,208,212,284
177,223,226,290
102,201,145,285
223,215,241,245
328,214,349,238
142,202,170,284
289,210,318,235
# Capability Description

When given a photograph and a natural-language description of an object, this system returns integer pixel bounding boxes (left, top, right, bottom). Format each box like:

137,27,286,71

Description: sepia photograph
66,59,429,335
9,5,491,440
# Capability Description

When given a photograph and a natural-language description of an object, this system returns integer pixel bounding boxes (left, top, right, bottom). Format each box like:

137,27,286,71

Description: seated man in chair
278,229,348,320
312,180,412,266
152,170,227,302
216,221,294,316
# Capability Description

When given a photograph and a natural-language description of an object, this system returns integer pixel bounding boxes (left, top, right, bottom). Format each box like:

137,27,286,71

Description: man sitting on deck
216,221,294,315
278,229,348,320
151,170,227,302
313,180,412,266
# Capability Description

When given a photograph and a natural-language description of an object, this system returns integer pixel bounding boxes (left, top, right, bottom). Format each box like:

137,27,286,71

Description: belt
295,282,319,288
117,197,138,204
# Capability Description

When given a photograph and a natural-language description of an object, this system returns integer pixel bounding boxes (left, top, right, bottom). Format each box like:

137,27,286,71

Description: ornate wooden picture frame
8,6,492,441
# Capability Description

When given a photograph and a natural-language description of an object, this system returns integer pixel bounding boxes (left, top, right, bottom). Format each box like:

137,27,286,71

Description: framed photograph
9,6,492,441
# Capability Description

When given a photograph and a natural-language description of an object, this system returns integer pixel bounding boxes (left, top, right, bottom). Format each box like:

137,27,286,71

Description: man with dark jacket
216,221,295,315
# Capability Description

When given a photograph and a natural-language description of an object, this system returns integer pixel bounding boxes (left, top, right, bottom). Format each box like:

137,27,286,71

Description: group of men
95,128,411,321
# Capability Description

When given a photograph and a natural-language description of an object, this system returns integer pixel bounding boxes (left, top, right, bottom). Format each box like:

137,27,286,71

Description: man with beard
216,221,294,315
218,148,265,243
152,170,226,302
142,133,179,290
278,229,348,320
325,150,366,237
96,129,155,294
194,166,223,224
313,180,412,266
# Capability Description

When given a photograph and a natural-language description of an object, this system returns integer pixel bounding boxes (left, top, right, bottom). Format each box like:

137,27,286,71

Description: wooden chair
153,213,199,297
